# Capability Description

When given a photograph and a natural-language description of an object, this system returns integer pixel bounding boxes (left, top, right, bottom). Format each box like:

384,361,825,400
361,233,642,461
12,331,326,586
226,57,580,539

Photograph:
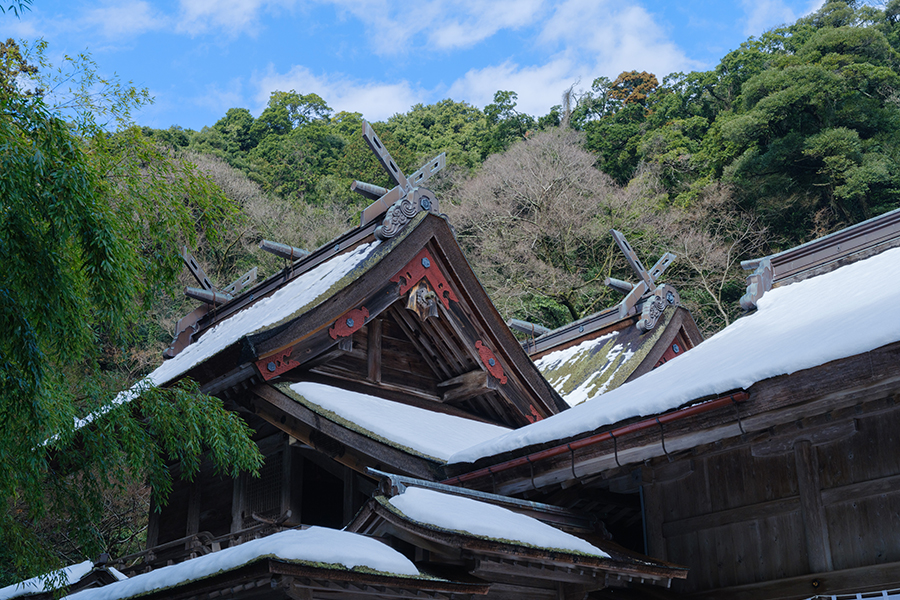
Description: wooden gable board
242,213,567,428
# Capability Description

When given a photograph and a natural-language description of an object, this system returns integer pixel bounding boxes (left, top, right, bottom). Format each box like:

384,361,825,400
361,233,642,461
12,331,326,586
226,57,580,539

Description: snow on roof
450,245,900,464
72,242,380,431
282,382,510,462
535,304,681,407
387,487,609,557
536,331,632,407
64,528,420,600
149,242,380,387
0,562,92,600
0,560,128,600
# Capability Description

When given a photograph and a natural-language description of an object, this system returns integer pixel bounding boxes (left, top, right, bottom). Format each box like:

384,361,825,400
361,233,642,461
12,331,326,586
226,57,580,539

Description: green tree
214,107,258,153
711,10,900,238
483,90,536,156
268,90,331,127
385,99,489,169
0,39,261,583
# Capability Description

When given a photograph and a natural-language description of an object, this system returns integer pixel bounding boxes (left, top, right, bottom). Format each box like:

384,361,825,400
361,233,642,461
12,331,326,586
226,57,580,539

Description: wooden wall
641,392,900,596
151,424,373,550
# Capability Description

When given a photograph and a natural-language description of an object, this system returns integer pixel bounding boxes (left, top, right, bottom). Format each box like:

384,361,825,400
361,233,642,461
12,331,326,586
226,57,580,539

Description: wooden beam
750,419,858,458
821,472,900,505
684,559,900,600
308,364,443,403
367,319,382,383
388,304,453,379
794,440,833,573
438,369,496,403
662,496,801,538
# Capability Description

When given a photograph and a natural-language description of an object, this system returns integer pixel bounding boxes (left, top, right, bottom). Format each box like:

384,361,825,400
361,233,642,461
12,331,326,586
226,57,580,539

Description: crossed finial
354,121,446,240
605,230,679,330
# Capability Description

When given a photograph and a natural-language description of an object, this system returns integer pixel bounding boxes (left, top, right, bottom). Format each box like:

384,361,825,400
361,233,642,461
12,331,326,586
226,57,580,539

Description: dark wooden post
367,319,382,383
186,479,201,537
281,436,292,521
794,440,833,572
146,494,160,550
231,474,245,534
641,471,668,561
343,469,357,525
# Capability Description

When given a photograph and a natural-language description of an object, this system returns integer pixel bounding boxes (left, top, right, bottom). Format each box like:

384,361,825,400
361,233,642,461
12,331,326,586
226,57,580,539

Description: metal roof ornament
604,230,679,332
354,121,446,240
180,246,257,306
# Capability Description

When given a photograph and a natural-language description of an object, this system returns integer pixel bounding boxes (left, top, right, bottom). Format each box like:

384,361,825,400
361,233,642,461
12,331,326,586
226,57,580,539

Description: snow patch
534,331,618,372
389,487,609,557
0,561,93,600
64,528,419,600
286,382,509,462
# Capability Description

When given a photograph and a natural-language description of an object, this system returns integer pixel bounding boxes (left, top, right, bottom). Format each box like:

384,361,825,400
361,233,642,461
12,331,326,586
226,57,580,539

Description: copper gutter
443,390,750,486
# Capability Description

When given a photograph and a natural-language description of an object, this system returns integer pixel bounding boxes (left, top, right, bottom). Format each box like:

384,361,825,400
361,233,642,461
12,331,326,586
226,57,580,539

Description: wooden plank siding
639,391,900,596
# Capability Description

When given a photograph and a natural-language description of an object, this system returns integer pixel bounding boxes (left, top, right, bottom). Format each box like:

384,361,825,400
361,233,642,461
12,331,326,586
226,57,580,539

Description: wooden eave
246,383,446,481
755,205,900,285
446,339,900,496
178,213,566,428
346,497,687,585
106,557,489,600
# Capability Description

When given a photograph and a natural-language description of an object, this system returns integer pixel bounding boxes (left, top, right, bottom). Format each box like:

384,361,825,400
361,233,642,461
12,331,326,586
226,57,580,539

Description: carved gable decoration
390,248,459,309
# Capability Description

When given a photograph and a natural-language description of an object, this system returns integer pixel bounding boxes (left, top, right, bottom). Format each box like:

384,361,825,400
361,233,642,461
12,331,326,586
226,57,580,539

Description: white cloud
540,0,697,77
82,0,168,37
740,0,797,36
194,78,246,114
176,0,297,36
428,0,544,50
447,57,577,116
325,0,545,54
444,0,700,118
2,17,39,38
253,65,429,121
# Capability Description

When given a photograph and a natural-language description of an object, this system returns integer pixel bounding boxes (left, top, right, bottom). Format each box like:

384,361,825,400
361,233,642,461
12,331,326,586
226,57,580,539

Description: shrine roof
0,562,126,600
149,240,382,388
63,528,427,600
278,382,509,462
449,245,900,465
534,308,690,407
384,487,609,557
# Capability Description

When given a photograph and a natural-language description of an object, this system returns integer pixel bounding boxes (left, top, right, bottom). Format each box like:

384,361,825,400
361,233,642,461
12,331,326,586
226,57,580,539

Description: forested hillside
143,0,900,337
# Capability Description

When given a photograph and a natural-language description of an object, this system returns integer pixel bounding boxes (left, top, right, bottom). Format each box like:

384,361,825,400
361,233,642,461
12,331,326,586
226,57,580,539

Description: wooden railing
111,522,306,576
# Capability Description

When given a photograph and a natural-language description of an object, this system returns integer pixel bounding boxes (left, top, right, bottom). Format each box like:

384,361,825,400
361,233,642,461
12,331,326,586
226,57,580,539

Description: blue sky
2,0,825,130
